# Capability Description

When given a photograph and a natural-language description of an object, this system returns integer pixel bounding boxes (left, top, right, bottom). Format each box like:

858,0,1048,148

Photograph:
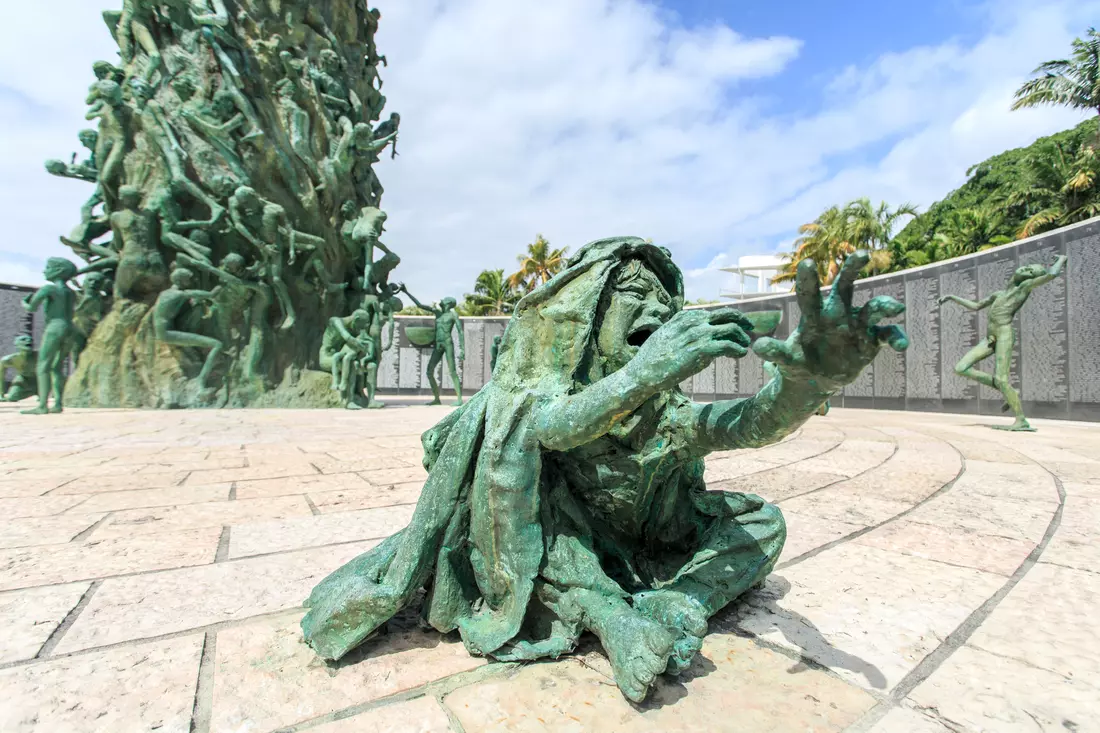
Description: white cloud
0,0,1095,302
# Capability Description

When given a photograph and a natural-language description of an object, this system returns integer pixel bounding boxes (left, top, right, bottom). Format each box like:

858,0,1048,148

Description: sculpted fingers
752,336,797,368
873,324,910,352
709,321,751,348
858,295,905,329
706,307,754,332
830,251,868,312
795,260,823,322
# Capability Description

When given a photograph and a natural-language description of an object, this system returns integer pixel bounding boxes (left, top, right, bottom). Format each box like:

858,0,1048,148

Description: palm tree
844,198,919,275
932,206,1012,258
506,235,568,293
1012,28,1100,144
463,269,520,316
772,206,854,286
1010,141,1100,237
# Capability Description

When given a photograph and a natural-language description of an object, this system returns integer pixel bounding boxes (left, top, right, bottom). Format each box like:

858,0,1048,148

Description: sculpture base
989,424,1038,432
65,299,353,409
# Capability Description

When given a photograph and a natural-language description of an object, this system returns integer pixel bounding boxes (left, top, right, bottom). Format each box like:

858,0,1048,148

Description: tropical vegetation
505,234,569,292
772,199,917,285
462,268,521,316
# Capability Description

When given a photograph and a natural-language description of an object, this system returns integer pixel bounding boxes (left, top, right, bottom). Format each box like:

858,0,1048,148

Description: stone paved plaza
0,399,1096,732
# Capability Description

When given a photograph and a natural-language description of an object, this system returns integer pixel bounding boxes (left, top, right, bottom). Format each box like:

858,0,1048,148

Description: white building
720,254,792,302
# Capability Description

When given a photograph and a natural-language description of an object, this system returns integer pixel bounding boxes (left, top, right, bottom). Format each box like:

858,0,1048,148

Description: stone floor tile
730,544,1004,692
777,487,911,527
794,438,898,478
136,455,249,472
1003,442,1100,465
703,457,786,482
210,615,483,732
904,491,1055,543
310,454,417,474
56,470,192,494
778,510,862,562
833,425,895,441
853,519,1035,576
304,697,456,733
0,514,107,549
92,496,312,539
360,466,430,487
1061,480,1100,499
717,468,848,503
936,436,1033,464
0,495,89,519
1042,460,1100,485
74,484,232,513
370,433,433,449
908,645,1099,732
951,460,1060,505
54,540,379,653
1040,497,1100,572
0,477,74,498
233,472,371,500
966,563,1099,684
0,582,90,663
444,632,875,733
182,460,321,484
0,635,203,733
228,505,415,558
750,438,845,465
0,527,220,591
866,706,953,732
310,481,425,513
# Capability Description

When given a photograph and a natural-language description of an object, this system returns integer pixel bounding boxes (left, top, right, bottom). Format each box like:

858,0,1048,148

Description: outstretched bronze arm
1023,255,1068,291
400,286,431,313
534,308,752,452
693,254,907,452
939,294,994,311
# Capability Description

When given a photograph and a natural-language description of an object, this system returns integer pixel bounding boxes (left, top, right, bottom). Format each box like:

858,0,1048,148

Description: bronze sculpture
941,255,1067,431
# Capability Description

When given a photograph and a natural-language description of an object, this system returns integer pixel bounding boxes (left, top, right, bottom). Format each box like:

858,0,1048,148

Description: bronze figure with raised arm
941,255,1067,431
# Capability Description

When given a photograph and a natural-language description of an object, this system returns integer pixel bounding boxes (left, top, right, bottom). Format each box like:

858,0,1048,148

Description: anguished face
596,259,674,375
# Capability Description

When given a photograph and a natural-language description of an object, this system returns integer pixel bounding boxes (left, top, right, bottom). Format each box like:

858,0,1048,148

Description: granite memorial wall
379,217,1099,422
2,217,1097,419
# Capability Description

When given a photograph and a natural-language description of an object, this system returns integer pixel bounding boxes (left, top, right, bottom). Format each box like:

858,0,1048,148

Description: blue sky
0,0,1095,299
667,0,984,110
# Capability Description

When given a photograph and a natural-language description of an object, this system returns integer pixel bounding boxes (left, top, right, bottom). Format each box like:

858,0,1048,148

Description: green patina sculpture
941,255,1067,431
400,289,465,406
490,334,503,373
52,1,401,408
72,272,112,364
320,310,373,409
302,242,908,702
0,335,38,403
21,258,80,415
359,283,401,409
153,268,224,394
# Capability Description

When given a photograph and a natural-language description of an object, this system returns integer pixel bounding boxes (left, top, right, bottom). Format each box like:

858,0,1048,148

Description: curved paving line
770,424,900,507
724,434,848,484
842,433,1068,733
776,434,963,571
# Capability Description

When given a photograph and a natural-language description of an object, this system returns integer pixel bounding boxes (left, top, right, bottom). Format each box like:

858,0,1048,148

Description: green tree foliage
773,201,917,285
462,269,521,316
891,117,1100,266
506,235,569,293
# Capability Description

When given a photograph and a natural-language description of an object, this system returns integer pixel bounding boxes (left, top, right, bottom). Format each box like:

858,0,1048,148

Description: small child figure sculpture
20,258,78,414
